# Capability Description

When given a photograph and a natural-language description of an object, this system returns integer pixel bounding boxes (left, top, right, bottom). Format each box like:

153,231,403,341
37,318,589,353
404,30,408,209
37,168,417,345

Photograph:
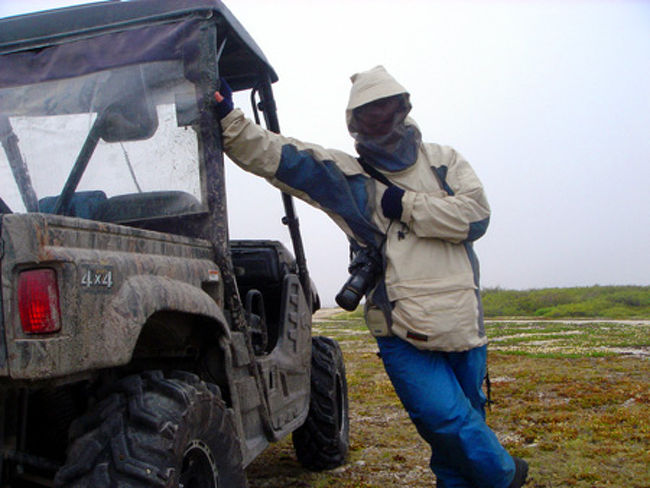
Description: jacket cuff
220,107,243,130
401,190,416,224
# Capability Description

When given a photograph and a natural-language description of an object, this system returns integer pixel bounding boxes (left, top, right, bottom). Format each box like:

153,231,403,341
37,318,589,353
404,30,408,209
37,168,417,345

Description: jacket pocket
387,272,476,302
391,287,483,351
364,302,393,337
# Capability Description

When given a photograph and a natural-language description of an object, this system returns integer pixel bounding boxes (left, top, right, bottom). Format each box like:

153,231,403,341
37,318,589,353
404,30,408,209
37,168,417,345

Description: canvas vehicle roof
0,0,277,92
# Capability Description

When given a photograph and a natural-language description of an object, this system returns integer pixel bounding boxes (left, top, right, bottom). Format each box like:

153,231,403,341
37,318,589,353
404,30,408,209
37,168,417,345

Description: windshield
0,60,205,220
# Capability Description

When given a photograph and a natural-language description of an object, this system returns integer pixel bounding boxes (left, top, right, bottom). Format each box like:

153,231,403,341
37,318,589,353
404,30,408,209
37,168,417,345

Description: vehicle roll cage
0,0,312,309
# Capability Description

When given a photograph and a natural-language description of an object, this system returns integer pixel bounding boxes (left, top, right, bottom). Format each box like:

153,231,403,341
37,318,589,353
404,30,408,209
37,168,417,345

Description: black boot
508,457,529,488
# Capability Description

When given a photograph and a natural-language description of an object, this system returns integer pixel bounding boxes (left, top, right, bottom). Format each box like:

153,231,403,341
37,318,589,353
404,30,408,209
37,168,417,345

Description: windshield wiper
0,115,39,212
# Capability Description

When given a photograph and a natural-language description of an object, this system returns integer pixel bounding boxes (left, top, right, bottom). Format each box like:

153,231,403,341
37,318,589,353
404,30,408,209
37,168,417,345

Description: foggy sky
2,0,649,306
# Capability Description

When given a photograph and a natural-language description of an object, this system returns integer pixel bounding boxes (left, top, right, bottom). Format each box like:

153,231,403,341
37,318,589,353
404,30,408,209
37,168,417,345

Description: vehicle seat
231,242,294,352
96,191,202,223
38,190,107,220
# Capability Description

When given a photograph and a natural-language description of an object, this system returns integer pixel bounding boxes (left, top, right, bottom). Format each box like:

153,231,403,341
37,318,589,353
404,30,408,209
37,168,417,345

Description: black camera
335,246,381,311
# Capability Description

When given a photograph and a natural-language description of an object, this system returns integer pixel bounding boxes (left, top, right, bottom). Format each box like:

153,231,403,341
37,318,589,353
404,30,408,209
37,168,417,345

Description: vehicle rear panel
0,213,221,381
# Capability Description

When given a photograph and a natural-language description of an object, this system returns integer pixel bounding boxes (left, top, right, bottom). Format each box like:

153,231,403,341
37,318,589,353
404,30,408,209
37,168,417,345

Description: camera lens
336,285,363,311
336,264,375,311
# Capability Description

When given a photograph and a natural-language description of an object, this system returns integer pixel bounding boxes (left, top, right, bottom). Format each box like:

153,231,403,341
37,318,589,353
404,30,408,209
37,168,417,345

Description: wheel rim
179,439,219,488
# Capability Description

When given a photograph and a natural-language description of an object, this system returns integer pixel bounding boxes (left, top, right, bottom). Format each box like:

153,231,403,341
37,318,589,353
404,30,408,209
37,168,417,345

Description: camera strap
359,157,454,197
357,157,395,188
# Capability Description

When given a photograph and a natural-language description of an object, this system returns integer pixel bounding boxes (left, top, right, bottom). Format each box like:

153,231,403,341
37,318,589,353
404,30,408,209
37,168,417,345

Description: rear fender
103,275,230,362
8,275,228,380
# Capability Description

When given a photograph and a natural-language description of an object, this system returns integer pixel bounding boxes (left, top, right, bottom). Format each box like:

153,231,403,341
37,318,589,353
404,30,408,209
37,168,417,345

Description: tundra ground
247,313,649,488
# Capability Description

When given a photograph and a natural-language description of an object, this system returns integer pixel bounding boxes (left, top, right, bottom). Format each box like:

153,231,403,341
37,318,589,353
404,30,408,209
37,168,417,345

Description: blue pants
376,336,515,488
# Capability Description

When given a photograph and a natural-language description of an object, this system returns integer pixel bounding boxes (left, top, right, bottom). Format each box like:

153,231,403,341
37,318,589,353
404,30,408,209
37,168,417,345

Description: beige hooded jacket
220,66,490,352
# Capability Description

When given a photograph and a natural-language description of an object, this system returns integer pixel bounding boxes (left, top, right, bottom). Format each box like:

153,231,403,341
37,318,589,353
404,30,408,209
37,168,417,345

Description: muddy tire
293,336,349,470
54,371,247,488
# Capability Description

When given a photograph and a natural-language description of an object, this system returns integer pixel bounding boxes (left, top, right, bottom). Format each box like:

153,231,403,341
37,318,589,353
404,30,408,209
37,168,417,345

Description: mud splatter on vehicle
0,1,346,486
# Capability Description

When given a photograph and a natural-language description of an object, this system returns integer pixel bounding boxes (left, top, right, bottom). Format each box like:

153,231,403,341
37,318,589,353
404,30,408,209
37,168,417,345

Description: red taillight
17,269,62,334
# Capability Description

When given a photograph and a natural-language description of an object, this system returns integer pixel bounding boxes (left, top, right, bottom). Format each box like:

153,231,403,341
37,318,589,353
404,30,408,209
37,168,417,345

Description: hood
346,66,421,172
346,66,411,135
346,65,409,114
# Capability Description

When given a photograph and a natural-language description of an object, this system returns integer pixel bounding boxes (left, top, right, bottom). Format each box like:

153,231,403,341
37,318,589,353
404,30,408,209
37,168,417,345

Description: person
214,65,529,488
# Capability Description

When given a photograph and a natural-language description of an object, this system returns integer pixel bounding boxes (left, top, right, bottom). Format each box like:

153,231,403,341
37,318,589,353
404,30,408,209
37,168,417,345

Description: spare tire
293,336,349,470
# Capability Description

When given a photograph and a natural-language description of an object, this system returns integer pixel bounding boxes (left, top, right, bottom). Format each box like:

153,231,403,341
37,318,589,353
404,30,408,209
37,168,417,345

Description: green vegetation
482,285,650,319
247,315,649,488
330,286,650,320
487,320,649,358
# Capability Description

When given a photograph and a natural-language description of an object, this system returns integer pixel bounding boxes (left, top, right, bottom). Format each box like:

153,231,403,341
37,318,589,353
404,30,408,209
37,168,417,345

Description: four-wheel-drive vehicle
0,1,349,486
